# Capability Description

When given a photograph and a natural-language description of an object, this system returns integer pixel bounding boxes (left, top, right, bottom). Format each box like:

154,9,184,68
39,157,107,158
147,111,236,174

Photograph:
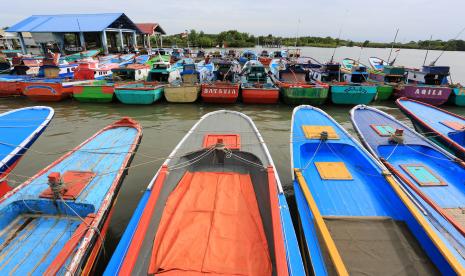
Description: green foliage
158,29,465,51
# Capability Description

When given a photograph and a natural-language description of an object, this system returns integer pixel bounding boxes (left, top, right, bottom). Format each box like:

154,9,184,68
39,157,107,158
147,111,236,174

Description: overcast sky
1,0,463,42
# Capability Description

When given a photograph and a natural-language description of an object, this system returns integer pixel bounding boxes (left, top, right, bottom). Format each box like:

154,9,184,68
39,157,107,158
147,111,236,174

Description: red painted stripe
382,159,465,237
44,214,96,276
118,165,168,275
81,200,117,275
267,166,289,276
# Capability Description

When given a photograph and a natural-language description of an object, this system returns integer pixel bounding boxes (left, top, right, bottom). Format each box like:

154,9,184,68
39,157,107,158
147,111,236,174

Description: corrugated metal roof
7,13,140,33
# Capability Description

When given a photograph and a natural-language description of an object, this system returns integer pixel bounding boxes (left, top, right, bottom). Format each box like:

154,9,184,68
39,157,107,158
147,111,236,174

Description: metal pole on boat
422,35,433,66
294,18,301,48
387,28,399,64
330,27,342,63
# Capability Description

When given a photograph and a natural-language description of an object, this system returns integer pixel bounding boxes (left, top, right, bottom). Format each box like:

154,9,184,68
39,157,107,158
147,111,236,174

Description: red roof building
135,23,166,49
135,23,166,35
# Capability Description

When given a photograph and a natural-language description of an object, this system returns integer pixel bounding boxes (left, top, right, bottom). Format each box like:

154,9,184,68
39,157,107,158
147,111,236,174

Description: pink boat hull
394,84,451,106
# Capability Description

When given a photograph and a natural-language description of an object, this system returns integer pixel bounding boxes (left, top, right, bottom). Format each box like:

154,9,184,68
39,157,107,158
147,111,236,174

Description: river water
1,46,465,271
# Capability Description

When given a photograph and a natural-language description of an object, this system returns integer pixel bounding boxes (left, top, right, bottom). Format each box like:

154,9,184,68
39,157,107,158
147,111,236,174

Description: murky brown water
1,46,464,272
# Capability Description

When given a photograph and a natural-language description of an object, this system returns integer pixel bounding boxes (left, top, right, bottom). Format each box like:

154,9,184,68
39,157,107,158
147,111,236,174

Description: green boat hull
280,87,329,105
115,87,164,104
73,81,114,103
375,84,394,101
450,87,465,106
330,84,377,105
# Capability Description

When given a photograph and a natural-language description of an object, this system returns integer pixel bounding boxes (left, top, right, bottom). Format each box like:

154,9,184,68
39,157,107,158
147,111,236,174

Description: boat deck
0,214,81,274
322,217,438,275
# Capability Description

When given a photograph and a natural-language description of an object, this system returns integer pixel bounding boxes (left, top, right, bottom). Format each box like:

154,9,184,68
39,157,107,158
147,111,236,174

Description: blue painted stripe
104,190,150,275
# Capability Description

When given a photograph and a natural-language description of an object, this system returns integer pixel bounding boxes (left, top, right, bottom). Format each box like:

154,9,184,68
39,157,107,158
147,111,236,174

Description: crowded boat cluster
1,97,465,274
0,47,463,106
2,44,465,275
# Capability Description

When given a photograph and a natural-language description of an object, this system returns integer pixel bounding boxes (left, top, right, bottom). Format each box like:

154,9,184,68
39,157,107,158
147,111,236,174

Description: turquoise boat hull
115,84,164,105
450,87,465,106
330,84,377,104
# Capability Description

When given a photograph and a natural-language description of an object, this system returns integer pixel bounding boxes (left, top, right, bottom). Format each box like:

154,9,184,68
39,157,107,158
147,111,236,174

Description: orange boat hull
0,81,22,97
22,82,73,102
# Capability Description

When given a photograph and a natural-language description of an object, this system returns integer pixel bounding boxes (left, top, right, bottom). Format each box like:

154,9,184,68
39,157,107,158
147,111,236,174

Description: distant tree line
152,29,465,51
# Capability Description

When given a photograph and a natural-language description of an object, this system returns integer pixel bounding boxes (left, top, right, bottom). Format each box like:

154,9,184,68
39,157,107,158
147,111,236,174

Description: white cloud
1,0,463,42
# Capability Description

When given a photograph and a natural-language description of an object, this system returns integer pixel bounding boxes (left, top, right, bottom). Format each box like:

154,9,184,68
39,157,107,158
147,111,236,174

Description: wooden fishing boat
396,97,465,159
201,82,240,103
147,60,180,82
367,57,405,101
180,63,200,84
104,110,305,276
21,79,93,102
112,64,150,81
239,49,258,64
450,86,465,106
351,104,465,264
241,60,279,104
394,66,451,105
115,82,164,104
146,52,171,67
73,80,116,103
74,59,119,80
164,84,200,103
291,105,464,275
0,106,54,197
331,58,377,104
0,117,142,275
38,52,77,79
62,49,99,63
10,56,40,76
258,50,272,67
276,64,329,105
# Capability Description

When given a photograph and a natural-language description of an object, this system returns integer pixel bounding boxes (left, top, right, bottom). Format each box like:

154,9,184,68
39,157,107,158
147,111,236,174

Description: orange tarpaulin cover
149,171,272,276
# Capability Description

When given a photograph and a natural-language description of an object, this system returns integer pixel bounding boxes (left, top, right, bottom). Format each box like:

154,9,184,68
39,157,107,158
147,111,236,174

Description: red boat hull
22,82,73,102
201,83,239,103
242,88,279,104
0,81,22,97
